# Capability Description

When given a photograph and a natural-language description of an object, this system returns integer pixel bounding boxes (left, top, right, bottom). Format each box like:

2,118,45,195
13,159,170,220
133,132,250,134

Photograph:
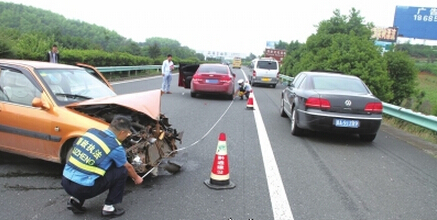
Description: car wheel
280,99,287,117
190,92,196,98
291,107,303,136
359,134,377,142
272,84,276,88
65,146,74,164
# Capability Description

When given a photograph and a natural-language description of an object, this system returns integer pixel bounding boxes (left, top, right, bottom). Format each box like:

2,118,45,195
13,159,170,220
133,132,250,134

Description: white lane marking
242,69,294,220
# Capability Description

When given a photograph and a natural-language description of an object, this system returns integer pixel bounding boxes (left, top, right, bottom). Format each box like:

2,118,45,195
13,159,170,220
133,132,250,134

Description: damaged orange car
0,60,183,174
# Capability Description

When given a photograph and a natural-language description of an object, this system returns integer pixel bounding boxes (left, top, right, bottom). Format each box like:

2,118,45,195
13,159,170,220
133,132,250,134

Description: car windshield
197,65,228,74
36,68,116,105
257,61,277,70
312,75,369,93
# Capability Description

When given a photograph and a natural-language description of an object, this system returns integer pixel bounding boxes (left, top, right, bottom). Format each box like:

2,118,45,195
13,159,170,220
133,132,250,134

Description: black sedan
280,71,383,142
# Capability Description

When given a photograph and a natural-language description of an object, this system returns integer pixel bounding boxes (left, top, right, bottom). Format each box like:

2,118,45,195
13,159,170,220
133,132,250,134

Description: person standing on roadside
161,54,174,94
46,44,60,63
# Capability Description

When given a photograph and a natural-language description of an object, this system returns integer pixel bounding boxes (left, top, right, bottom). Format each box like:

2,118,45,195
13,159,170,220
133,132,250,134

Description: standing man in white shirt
161,54,174,94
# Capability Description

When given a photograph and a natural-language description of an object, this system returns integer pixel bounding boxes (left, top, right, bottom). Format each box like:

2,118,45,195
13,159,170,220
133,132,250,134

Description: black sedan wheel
291,107,303,136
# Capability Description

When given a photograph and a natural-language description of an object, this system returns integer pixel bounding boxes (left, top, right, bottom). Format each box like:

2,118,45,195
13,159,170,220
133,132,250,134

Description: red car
178,63,236,99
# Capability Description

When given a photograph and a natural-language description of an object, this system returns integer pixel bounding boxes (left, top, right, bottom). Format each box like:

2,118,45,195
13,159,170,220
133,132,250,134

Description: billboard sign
266,41,278,49
264,48,286,63
393,6,437,40
371,27,398,42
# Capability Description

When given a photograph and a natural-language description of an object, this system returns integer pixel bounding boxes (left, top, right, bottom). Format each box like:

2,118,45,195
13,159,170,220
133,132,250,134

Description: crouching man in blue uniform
61,115,143,217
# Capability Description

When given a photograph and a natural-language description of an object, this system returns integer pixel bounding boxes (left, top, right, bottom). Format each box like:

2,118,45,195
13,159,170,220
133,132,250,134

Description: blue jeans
162,73,172,92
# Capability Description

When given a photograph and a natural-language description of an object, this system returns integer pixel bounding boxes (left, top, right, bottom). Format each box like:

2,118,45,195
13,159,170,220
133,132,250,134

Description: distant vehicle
280,70,383,142
178,63,236,100
248,57,279,88
232,57,242,69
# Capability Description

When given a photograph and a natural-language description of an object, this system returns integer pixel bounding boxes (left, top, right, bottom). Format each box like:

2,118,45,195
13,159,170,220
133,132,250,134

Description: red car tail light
276,72,280,79
192,74,203,82
220,76,232,83
364,102,383,113
305,97,331,110
253,70,257,77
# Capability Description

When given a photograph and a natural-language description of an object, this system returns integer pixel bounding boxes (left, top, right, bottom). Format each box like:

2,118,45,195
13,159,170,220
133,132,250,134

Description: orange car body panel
0,59,161,164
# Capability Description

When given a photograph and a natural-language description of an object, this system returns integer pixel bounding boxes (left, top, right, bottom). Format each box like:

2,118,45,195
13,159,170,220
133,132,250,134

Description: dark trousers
61,166,128,205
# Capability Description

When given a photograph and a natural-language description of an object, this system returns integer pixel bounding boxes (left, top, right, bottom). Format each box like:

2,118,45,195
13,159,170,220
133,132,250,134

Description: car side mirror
232,73,236,78
32,97,51,110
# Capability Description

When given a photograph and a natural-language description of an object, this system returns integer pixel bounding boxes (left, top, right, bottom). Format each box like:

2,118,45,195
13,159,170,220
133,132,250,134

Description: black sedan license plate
333,119,360,128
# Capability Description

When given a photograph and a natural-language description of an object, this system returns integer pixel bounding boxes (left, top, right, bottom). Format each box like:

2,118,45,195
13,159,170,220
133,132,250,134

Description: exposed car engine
70,104,183,174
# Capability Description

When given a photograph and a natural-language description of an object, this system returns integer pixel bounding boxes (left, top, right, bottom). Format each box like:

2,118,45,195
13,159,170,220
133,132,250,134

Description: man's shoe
166,91,172,94
67,197,86,214
101,207,125,217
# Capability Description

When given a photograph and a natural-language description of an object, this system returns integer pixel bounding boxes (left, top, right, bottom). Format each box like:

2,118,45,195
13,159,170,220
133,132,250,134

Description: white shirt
162,60,174,75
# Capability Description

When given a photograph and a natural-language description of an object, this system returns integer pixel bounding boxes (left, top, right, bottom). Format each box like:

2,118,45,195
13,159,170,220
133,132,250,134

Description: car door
0,65,60,159
178,64,199,88
284,73,306,114
75,63,114,91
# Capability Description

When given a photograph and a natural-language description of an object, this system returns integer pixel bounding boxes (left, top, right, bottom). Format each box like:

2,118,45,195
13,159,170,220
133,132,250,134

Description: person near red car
236,79,252,99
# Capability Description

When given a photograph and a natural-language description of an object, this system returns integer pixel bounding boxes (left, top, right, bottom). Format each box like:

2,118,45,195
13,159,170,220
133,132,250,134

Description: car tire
272,84,276,88
64,146,74,164
291,107,303,136
190,92,196,98
359,134,377,142
280,99,287,118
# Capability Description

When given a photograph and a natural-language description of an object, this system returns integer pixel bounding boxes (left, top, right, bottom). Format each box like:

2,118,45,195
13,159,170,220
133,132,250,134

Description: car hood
66,89,162,121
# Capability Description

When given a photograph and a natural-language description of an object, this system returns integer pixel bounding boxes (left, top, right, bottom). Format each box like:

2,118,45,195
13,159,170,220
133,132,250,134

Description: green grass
404,72,437,116
415,61,437,75
388,69,437,146
383,116,437,145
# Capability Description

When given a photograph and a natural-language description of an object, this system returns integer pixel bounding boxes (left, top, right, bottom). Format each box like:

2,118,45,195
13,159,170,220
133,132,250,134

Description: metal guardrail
278,74,437,132
382,102,437,132
97,65,162,73
96,65,180,77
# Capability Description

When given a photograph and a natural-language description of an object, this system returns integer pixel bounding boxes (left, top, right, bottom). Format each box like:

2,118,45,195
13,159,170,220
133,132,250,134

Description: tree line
0,2,206,66
276,8,437,112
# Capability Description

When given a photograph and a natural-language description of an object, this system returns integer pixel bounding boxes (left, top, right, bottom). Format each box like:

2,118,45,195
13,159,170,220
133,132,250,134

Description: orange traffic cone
204,133,236,190
246,91,254,110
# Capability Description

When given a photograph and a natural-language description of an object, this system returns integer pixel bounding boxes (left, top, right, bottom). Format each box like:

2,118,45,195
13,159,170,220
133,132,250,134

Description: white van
248,57,279,88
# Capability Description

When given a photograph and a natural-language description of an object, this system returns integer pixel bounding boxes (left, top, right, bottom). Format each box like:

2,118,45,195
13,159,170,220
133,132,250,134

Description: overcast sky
3,0,437,55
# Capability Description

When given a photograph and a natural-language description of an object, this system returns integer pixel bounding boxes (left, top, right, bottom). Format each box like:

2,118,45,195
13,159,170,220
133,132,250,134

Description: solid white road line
241,69,294,220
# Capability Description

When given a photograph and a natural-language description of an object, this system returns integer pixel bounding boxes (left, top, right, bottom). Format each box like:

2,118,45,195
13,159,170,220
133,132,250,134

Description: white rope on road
142,97,235,178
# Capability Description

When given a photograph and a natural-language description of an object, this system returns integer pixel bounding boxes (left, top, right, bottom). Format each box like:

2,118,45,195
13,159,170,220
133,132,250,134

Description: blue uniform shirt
63,129,128,186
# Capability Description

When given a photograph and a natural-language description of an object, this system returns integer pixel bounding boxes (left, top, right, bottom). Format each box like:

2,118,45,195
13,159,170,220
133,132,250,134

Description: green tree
280,40,305,75
288,8,393,101
275,40,288,50
195,53,205,61
384,50,418,105
13,32,54,61
148,42,161,59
